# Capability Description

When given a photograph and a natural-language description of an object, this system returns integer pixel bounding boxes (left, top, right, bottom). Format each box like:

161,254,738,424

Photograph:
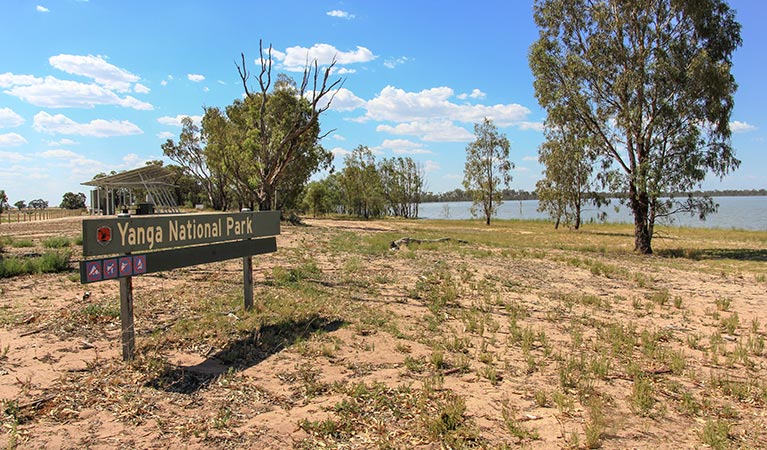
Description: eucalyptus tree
379,156,426,218
536,122,598,229
462,118,513,225
339,146,384,219
0,190,8,212
220,44,340,211
161,117,229,210
529,0,742,253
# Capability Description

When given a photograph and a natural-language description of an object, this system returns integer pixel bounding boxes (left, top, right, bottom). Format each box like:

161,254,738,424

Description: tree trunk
574,195,581,230
629,184,653,254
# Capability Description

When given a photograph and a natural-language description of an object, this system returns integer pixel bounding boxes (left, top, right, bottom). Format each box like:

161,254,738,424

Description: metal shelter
82,165,179,215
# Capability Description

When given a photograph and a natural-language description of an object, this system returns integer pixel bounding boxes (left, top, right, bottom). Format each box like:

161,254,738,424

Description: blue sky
0,0,764,205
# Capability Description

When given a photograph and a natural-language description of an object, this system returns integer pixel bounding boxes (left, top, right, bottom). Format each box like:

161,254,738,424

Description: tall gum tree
233,43,340,211
529,0,742,253
463,118,513,226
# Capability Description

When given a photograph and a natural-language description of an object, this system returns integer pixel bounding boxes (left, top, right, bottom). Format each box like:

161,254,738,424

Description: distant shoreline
422,189,767,203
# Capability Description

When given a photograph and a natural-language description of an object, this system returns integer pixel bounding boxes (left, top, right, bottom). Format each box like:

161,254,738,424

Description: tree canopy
462,118,513,225
163,43,339,212
530,0,742,253
60,192,86,210
0,190,8,212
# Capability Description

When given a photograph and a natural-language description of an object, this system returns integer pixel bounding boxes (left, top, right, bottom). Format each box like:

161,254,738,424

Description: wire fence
1,208,85,224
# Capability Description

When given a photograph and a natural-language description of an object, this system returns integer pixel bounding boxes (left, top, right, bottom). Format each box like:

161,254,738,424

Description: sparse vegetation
0,215,765,448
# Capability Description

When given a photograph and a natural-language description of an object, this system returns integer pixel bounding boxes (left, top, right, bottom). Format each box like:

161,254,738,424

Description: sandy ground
0,215,766,449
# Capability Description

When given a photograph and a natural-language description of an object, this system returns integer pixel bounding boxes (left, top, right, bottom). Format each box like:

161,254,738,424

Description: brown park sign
79,210,281,361
82,211,280,257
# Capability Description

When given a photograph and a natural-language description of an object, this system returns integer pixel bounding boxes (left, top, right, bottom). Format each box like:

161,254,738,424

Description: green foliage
28,198,48,209
336,146,385,218
699,419,731,450
59,192,86,209
203,58,338,211
0,250,70,278
530,0,742,253
463,118,513,225
43,236,73,248
378,156,425,218
536,122,601,229
10,239,33,248
162,118,229,210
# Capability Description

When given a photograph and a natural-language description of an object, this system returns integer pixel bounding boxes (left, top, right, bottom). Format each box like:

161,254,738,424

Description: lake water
417,196,767,231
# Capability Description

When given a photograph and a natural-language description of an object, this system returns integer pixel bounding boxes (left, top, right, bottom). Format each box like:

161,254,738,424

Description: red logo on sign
96,226,112,246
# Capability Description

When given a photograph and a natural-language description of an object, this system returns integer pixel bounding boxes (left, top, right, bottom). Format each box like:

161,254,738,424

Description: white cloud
356,85,534,140
49,54,140,92
335,67,356,75
423,160,440,173
522,156,538,162
517,121,544,132
0,73,42,88
160,80,168,87
332,134,346,141
157,114,202,127
0,108,25,128
326,10,355,19
121,153,143,167
470,89,486,99
187,74,205,82
133,83,150,94
327,88,366,112
458,88,487,100
384,57,410,69
157,131,175,139
380,139,433,155
330,147,350,157
270,43,376,72
376,120,474,142
33,111,143,137
47,138,78,146
730,120,757,133
3,75,153,110
203,86,210,93
0,151,29,162
36,5,49,12
41,149,79,158
0,133,28,147
217,80,226,85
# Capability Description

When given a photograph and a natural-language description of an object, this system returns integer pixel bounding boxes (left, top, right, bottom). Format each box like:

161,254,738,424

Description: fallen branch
389,237,468,250
19,327,45,337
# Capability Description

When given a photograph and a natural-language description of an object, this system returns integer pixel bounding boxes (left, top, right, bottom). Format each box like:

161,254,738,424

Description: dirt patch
1,216,766,448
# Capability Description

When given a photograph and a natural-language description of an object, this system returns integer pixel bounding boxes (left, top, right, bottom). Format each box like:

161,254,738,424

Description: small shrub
584,398,606,449
42,237,72,248
10,239,33,248
714,297,732,312
630,376,656,417
699,419,731,450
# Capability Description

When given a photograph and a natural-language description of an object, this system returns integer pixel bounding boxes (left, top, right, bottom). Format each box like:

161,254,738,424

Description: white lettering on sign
226,216,252,236
168,218,222,242
118,222,163,250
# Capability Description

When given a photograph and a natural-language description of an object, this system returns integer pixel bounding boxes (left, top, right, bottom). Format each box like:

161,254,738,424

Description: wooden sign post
79,211,280,361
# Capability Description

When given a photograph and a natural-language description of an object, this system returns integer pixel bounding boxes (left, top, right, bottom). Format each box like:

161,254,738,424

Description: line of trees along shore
146,0,750,256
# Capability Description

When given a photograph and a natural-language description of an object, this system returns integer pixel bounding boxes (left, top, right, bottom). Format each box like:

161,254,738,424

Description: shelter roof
82,165,175,189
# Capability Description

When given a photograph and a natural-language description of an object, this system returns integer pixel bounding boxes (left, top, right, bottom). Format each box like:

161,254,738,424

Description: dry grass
0,216,766,448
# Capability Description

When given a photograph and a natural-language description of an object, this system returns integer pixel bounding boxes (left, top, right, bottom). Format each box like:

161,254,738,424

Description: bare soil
0,215,765,449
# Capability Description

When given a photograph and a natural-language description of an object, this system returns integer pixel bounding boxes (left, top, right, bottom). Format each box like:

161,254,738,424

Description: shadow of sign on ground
145,316,347,394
